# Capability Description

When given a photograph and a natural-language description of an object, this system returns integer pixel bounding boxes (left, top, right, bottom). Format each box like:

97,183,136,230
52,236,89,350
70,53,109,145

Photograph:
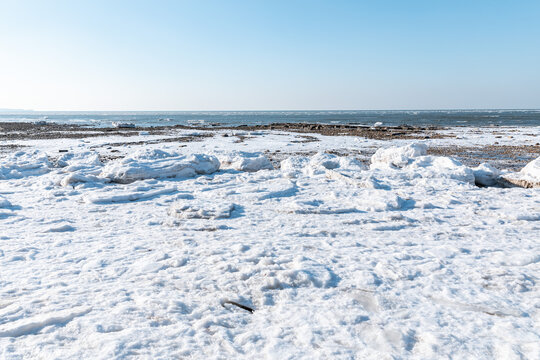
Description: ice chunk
282,152,365,177
56,151,102,171
53,152,105,187
307,152,365,174
370,144,474,184
280,156,310,177
522,156,540,179
408,156,475,184
337,156,367,171
472,163,501,186
60,173,104,187
0,150,51,179
218,151,273,172
501,156,540,188
99,149,219,183
309,152,341,170
371,143,427,169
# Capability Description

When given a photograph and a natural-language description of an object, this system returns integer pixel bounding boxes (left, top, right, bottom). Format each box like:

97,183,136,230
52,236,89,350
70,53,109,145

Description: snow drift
218,151,273,172
99,149,220,183
0,150,51,180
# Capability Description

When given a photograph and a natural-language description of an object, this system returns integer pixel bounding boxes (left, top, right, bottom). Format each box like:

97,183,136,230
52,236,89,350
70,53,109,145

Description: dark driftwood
222,300,254,313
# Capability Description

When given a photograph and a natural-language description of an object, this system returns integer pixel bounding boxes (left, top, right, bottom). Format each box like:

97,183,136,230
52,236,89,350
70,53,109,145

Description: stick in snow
221,300,254,313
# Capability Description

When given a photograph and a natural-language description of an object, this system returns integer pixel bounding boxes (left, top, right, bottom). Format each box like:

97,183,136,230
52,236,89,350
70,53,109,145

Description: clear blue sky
1,0,539,110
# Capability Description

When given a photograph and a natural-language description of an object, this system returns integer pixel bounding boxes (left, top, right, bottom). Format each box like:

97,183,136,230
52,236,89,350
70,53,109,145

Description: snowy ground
1,127,539,359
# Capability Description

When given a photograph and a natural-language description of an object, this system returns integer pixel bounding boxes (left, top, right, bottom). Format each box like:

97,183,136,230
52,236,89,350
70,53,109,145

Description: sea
0,110,539,128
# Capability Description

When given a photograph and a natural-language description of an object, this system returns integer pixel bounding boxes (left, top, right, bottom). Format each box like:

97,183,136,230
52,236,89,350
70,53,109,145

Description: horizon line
2,108,540,113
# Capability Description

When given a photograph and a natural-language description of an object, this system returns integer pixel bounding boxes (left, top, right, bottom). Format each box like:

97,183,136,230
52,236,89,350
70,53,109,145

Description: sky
1,0,539,111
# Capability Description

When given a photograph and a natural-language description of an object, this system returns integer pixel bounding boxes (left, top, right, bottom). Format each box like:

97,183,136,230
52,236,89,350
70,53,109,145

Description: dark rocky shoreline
0,121,443,140
1,121,539,171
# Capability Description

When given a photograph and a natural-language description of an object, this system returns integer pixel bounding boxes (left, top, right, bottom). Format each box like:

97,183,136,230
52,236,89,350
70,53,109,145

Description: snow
369,143,475,185
168,200,236,220
0,196,11,208
281,152,366,178
0,307,92,338
99,149,220,183
473,163,502,186
501,155,540,188
0,128,539,359
0,150,51,180
519,156,540,184
406,155,476,184
523,156,540,177
84,186,178,204
370,143,427,169
44,224,77,232
217,151,273,172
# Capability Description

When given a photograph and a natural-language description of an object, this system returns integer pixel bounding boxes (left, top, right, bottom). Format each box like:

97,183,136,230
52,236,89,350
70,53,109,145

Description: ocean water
0,110,539,128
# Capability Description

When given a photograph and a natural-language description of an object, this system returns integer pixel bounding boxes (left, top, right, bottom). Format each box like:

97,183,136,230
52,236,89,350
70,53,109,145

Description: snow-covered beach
1,123,539,358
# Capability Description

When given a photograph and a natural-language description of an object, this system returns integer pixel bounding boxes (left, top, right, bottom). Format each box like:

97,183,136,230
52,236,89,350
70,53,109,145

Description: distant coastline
1,110,539,128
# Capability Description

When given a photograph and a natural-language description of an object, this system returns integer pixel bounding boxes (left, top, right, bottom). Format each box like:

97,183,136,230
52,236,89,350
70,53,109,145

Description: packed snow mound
521,156,540,181
0,150,51,180
56,151,102,172
280,156,309,172
407,156,475,184
168,200,236,219
99,149,219,183
309,152,365,172
56,152,105,187
281,152,365,177
60,173,103,187
501,156,540,188
472,163,501,186
218,151,273,172
371,143,427,169
280,156,310,178
309,152,342,170
370,144,474,184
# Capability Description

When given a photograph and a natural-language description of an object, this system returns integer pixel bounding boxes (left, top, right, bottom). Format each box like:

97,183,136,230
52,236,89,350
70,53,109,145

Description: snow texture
502,156,540,188
473,163,502,186
99,149,220,183
370,143,427,168
1,129,539,359
0,150,51,180
218,151,273,172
